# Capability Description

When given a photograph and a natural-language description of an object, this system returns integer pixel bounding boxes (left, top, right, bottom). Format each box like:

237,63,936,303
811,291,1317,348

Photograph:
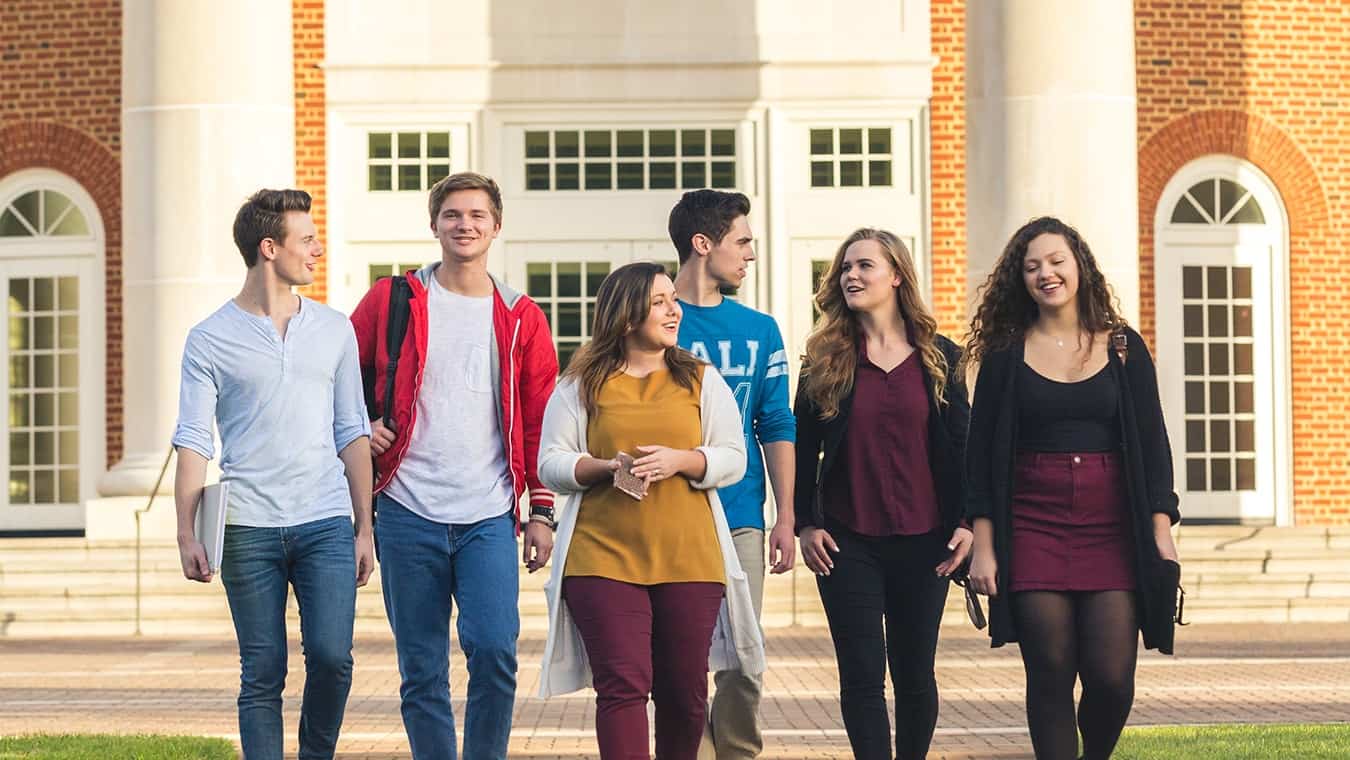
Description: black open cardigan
964,326,1182,652
793,334,970,542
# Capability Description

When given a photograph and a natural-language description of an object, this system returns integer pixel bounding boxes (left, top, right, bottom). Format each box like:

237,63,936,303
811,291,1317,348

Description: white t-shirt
384,278,515,523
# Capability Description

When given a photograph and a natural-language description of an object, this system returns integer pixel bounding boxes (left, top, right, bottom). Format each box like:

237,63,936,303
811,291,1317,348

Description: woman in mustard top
535,262,755,760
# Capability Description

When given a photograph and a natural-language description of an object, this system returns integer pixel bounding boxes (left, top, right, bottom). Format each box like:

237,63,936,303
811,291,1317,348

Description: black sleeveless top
1016,361,1120,452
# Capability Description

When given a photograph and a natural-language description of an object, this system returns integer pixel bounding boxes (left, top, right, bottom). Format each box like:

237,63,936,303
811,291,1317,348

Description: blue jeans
220,515,357,760
375,494,520,760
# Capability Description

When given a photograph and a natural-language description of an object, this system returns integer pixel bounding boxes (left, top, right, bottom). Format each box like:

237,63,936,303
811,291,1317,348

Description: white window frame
806,125,897,188
364,129,455,193
516,124,742,193
0,168,106,533
1154,156,1291,525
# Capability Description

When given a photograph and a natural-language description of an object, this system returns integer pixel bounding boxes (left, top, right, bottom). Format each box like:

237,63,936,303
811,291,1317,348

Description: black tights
1012,590,1138,760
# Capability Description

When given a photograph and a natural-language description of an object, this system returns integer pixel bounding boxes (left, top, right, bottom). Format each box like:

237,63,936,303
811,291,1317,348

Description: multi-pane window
525,262,612,369
367,263,424,288
0,190,90,237
809,127,893,188
524,128,737,191
8,276,80,505
367,132,452,192
1181,265,1257,493
1171,178,1266,225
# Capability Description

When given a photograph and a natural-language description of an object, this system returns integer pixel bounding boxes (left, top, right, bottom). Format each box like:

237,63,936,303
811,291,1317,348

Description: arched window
1,172,104,533
0,189,91,238
1170,178,1266,225
1154,157,1290,525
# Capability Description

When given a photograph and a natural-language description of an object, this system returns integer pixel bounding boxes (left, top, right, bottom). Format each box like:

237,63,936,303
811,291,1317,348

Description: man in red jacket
350,172,557,760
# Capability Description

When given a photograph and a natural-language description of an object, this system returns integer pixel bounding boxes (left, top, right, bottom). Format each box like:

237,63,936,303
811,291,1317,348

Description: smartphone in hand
613,452,648,500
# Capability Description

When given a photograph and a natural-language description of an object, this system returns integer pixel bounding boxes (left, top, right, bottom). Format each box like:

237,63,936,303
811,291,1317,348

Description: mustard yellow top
564,369,725,585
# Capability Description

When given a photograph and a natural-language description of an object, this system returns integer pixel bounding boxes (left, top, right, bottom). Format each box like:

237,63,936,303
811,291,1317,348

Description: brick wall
1136,1,1350,524
293,0,328,303
0,1,123,466
930,0,966,338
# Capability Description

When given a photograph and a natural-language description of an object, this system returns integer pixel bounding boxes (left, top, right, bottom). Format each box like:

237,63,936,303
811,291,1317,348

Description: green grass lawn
0,735,235,759
1115,723,1350,759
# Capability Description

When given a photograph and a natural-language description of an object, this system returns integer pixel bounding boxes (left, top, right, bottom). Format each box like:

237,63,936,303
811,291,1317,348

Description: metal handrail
133,446,176,636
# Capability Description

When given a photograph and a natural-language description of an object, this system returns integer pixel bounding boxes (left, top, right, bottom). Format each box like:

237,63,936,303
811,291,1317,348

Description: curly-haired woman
794,228,972,760
963,217,1182,760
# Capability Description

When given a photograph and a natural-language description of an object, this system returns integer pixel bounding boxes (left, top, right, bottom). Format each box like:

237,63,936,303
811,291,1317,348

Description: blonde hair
801,228,948,419
427,172,503,226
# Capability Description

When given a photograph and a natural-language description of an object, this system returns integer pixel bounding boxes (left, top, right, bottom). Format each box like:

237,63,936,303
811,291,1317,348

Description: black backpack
362,275,413,434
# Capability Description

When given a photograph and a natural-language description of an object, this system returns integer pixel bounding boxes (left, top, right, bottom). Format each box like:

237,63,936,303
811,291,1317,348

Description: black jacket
793,334,970,540
964,326,1182,652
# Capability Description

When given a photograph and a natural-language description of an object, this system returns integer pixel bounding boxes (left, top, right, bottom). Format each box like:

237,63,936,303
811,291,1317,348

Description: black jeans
815,522,951,760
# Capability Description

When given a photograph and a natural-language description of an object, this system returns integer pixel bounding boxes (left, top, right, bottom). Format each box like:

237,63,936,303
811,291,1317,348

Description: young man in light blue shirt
670,189,796,760
172,189,373,760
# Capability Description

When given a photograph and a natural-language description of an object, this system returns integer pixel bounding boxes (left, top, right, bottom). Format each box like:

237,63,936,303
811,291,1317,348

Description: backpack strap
381,275,413,434
1111,327,1129,365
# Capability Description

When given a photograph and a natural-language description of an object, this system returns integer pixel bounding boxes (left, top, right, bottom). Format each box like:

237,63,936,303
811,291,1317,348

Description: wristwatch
529,505,556,530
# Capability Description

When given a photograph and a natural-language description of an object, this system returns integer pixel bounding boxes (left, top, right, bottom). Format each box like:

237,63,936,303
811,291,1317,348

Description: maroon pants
563,576,725,760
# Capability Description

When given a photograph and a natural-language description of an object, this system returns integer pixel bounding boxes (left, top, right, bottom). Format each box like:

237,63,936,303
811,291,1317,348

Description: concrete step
1179,596,1350,624
5,530,1350,635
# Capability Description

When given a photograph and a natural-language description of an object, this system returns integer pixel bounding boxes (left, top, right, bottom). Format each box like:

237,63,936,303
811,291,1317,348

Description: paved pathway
2,623,1349,758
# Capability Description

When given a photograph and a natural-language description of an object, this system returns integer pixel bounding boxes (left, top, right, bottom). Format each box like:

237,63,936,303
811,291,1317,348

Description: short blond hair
427,172,502,226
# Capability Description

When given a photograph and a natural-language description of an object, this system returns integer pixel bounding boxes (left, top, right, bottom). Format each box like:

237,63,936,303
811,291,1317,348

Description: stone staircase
1,526,1347,637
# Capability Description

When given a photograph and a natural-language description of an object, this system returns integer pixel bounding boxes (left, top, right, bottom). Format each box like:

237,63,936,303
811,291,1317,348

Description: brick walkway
2,623,1349,759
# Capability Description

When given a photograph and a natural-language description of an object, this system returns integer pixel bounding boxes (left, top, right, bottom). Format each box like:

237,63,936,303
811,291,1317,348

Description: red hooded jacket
350,265,558,521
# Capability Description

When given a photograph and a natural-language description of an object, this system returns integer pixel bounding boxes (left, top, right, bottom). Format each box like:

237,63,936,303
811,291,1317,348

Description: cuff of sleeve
543,452,587,493
170,438,214,462
689,447,720,490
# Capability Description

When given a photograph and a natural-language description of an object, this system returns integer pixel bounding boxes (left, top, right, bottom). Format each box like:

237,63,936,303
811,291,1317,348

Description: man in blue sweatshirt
670,189,796,760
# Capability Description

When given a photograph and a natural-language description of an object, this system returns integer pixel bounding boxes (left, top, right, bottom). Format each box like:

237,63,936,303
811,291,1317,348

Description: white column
92,0,295,532
965,0,1139,322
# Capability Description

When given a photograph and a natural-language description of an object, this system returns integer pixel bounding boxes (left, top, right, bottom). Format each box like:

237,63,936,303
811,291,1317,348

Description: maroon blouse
826,348,941,536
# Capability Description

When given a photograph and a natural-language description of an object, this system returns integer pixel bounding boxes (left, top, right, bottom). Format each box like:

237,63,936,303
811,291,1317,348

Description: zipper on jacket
504,316,523,503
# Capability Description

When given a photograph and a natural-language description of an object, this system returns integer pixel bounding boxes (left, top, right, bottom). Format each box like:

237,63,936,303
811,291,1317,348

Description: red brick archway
1138,109,1332,524
0,120,123,466
1138,109,1327,341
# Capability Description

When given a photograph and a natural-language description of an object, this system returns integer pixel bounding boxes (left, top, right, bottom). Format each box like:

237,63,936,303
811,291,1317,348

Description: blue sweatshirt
678,298,796,531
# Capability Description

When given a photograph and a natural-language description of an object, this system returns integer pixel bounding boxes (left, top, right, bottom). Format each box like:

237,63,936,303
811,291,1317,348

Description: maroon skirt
1010,451,1136,593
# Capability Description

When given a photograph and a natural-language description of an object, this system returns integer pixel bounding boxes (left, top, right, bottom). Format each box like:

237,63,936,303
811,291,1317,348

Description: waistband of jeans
1014,450,1122,467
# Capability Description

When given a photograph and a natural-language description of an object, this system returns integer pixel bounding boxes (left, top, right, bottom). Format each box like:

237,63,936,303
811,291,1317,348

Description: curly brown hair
963,216,1127,371
802,228,948,419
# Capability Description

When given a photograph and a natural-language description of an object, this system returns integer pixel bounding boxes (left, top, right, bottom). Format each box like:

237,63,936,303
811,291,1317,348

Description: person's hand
370,419,397,456
177,536,212,583
935,526,974,577
768,520,797,574
354,531,375,587
968,544,998,598
1155,522,1180,562
799,526,839,576
523,521,555,573
631,445,691,483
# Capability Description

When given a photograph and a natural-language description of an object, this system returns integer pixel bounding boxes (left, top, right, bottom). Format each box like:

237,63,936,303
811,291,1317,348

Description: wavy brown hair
563,262,704,416
801,228,948,419
963,216,1127,372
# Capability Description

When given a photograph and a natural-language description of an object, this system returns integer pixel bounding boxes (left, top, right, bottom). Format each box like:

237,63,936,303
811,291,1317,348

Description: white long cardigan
535,365,767,698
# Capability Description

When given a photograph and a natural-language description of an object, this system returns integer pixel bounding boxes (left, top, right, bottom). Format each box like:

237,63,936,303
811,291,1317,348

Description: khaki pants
700,527,766,759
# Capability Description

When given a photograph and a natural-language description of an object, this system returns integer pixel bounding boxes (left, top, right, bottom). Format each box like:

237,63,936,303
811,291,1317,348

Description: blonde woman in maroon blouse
793,228,972,760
